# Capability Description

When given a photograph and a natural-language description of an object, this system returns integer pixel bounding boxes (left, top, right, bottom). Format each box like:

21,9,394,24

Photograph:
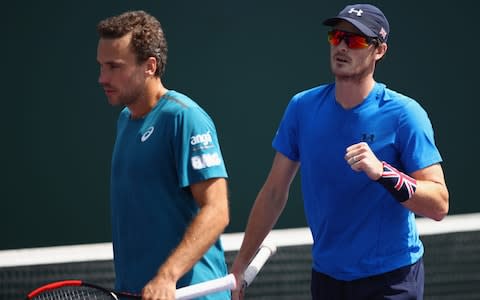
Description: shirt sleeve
173,106,228,188
272,95,301,161
396,100,443,173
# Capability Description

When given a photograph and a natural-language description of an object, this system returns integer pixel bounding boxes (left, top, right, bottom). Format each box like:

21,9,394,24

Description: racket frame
26,244,277,300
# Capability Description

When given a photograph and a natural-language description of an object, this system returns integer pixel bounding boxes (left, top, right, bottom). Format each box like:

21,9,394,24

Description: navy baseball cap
323,4,390,42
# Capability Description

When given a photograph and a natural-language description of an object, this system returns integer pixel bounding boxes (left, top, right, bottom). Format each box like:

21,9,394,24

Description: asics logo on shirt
190,131,213,146
141,126,155,142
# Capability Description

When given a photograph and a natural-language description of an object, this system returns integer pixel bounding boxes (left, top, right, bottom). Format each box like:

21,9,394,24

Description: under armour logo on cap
323,4,390,42
348,8,364,16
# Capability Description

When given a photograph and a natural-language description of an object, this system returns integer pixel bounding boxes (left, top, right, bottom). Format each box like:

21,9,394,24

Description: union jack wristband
376,161,417,203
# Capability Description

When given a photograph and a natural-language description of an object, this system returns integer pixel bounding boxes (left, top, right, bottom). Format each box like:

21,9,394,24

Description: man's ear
375,43,388,61
145,57,157,76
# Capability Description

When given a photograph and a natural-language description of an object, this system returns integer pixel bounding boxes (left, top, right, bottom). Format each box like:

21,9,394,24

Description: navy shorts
311,258,424,300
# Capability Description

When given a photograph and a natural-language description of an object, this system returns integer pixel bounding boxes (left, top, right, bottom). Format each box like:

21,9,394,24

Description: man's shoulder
157,91,216,128
382,86,417,104
381,86,428,117
163,90,200,110
292,83,334,103
160,90,212,118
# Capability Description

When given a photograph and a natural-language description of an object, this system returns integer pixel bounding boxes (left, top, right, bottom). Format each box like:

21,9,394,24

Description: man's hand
230,268,246,300
345,142,383,180
142,274,177,300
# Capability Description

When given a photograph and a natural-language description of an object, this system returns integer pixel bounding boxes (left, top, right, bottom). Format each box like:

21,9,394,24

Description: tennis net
2,213,480,299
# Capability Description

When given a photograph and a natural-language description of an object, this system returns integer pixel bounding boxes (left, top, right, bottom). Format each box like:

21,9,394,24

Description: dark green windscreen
2,1,477,249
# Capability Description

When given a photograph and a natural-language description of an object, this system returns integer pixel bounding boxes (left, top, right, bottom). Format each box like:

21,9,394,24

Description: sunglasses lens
347,35,370,49
327,30,371,49
327,30,342,46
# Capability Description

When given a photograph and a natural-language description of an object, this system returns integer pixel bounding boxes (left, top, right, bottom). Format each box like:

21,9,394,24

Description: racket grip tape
243,244,277,288
175,273,236,300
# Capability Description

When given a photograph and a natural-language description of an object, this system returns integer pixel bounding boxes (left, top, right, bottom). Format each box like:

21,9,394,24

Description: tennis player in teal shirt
97,11,230,300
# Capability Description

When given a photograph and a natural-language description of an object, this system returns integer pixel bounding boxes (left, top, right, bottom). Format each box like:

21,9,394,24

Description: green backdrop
2,0,477,250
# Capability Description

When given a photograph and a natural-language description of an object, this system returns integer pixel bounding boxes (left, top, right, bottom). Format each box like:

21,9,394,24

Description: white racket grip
175,273,236,300
243,244,277,287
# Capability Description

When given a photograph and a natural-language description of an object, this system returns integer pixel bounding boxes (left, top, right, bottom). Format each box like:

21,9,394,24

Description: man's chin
332,67,352,77
107,97,121,106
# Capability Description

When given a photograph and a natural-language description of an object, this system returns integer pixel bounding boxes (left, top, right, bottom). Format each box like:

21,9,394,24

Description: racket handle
174,243,277,299
175,273,236,300
243,244,277,287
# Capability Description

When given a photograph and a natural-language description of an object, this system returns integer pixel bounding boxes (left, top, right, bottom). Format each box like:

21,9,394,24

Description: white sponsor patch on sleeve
191,152,222,170
190,131,213,146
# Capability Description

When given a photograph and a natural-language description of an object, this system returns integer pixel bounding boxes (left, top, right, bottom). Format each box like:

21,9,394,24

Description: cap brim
322,17,376,38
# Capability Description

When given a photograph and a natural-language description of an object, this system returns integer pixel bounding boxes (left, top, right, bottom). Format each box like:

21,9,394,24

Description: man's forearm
158,201,229,281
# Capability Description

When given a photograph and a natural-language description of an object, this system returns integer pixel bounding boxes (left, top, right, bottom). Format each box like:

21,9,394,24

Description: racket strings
30,286,115,300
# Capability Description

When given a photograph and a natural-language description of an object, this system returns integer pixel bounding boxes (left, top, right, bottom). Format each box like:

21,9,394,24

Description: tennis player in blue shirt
97,11,230,300
231,4,449,299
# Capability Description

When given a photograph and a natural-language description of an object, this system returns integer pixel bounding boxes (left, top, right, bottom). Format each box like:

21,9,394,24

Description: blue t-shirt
273,83,442,280
110,90,230,299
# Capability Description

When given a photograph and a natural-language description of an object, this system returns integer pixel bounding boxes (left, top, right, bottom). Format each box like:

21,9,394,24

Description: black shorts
311,258,424,300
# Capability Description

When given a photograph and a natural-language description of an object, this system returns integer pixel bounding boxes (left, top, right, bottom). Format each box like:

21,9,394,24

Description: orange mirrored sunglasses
327,29,377,49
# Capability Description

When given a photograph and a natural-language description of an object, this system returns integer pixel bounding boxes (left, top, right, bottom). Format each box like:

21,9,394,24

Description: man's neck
335,77,376,109
129,79,168,119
